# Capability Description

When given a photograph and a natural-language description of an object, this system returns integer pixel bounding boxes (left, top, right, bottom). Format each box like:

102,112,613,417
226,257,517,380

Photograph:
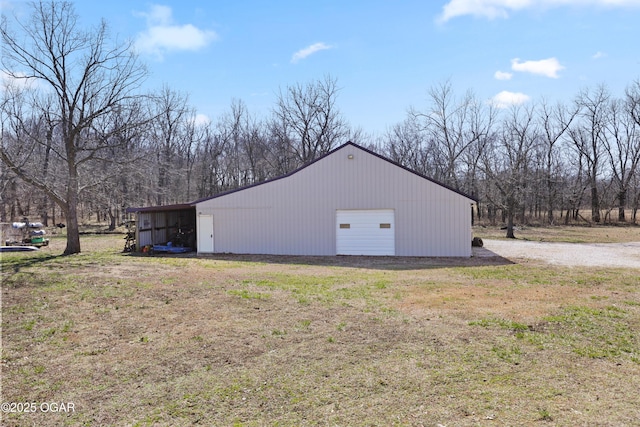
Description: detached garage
192,141,477,257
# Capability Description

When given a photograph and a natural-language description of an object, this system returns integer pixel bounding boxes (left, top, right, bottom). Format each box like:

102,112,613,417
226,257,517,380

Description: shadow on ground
131,247,515,271
0,253,64,286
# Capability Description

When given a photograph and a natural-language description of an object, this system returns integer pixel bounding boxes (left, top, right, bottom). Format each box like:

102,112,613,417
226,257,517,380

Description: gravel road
474,239,640,269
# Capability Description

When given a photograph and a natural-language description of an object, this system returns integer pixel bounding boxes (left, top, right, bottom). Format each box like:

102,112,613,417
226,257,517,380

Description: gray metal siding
196,144,473,256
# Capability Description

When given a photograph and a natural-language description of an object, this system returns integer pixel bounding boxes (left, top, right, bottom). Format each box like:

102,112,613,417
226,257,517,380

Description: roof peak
191,140,476,205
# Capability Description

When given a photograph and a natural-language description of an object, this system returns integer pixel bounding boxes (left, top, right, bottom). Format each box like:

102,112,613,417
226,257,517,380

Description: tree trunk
107,207,117,231
489,205,497,225
506,211,516,239
41,196,49,226
591,186,601,222
41,126,53,226
63,177,81,255
63,206,81,254
547,176,555,224
618,189,626,222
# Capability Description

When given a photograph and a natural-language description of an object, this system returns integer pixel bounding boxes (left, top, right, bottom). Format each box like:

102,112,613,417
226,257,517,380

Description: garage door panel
336,209,395,256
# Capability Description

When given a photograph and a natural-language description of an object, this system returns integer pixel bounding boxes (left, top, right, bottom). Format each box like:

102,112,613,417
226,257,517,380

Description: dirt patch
397,238,639,324
401,283,593,321
475,239,640,268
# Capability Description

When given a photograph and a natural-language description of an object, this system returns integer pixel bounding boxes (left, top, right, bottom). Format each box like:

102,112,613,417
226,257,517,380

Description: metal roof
125,203,194,214
191,141,478,204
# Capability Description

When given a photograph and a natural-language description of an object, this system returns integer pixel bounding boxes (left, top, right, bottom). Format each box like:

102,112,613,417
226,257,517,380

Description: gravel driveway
474,239,640,269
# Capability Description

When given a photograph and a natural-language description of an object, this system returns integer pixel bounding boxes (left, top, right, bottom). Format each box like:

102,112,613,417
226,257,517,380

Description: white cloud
438,0,526,22
438,0,640,22
511,57,565,78
494,70,513,80
0,1,14,12
138,4,173,25
291,42,333,64
193,113,211,126
592,51,607,59
0,71,39,92
490,90,531,108
134,5,217,60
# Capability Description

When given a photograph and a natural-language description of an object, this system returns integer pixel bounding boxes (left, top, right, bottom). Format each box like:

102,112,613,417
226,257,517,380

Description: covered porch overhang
126,204,196,252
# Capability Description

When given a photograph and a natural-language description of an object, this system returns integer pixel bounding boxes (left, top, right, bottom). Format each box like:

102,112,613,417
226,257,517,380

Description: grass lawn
1,228,639,426
474,222,640,243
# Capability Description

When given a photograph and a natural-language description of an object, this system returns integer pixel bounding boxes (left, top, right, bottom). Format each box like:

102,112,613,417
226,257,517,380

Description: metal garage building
192,141,476,257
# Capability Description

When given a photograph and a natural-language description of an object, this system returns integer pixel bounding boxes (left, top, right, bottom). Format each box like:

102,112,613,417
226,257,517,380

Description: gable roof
125,203,193,214
191,141,478,205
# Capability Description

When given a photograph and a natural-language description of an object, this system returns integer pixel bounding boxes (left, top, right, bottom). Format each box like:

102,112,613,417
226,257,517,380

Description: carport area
126,204,196,252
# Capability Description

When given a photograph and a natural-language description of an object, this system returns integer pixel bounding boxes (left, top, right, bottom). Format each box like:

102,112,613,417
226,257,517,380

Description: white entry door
336,209,395,255
197,214,214,253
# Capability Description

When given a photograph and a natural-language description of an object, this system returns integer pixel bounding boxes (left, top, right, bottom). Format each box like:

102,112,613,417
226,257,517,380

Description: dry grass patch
474,223,640,243
396,265,637,323
1,230,639,426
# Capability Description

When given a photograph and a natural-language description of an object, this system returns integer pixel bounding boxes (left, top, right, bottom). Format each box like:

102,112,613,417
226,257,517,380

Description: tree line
2,2,639,253
384,80,640,237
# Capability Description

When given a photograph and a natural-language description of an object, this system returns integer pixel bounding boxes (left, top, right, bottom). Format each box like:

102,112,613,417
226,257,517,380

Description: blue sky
4,0,640,135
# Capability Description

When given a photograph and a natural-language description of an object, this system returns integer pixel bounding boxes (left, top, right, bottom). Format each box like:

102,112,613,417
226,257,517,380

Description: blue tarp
152,243,192,253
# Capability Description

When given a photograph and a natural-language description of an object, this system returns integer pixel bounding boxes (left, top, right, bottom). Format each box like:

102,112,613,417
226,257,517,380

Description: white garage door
336,209,395,256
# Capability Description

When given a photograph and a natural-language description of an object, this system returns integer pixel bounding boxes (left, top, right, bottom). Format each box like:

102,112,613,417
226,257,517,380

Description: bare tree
90,98,148,229
214,99,269,189
628,79,640,126
147,86,194,205
182,115,208,201
482,105,539,238
459,94,497,218
271,75,349,166
0,1,147,254
414,81,492,190
194,125,226,197
630,172,640,223
383,113,436,176
569,85,610,223
625,80,640,223
394,81,495,220
265,111,297,176
603,95,640,221
538,99,579,223
236,111,269,184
